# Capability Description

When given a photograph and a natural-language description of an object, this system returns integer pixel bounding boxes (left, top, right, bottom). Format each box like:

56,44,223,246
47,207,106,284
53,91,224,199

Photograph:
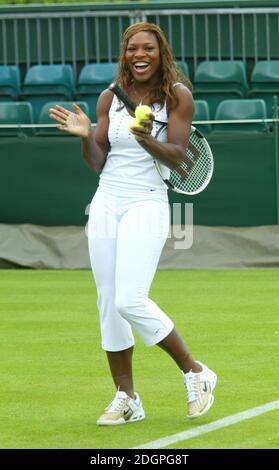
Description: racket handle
109,82,136,112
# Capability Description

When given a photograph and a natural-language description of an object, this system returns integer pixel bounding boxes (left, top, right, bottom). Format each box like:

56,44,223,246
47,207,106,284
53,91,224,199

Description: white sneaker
182,361,217,419
96,390,145,426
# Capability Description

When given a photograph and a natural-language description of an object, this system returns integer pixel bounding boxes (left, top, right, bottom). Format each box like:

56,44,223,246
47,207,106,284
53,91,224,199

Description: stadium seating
248,60,279,117
193,100,211,134
213,99,268,133
75,63,117,122
193,61,248,118
0,65,21,101
21,64,75,121
0,102,34,136
176,61,190,80
36,101,89,135
1,60,276,135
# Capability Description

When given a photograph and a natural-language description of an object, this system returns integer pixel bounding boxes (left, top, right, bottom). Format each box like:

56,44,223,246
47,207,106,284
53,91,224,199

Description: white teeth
134,62,149,67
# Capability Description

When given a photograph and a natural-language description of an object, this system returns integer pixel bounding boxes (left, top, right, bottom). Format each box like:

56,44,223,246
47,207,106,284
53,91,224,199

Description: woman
50,22,217,425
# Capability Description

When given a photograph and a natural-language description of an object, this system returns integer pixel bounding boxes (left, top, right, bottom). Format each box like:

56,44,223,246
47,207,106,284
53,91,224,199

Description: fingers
130,123,152,142
56,124,68,132
131,116,153,139
49,103,80,120
52,104,71,116
49,105,69,124
50,104,69,117
49,111,67,125
72,103,84,114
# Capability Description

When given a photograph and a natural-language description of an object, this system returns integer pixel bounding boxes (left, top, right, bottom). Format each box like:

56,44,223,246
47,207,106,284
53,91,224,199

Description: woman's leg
157,328,202,373
114,198,201,374
106,346,135,399
88,190,135,397
115,199,174,346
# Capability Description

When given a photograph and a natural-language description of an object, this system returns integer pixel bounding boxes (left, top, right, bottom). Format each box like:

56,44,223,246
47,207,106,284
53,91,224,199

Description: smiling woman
118,22,191,111
49,21,217,428
126,33,160,81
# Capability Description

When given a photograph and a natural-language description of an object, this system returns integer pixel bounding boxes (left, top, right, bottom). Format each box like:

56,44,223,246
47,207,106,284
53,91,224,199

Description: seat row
193,60,279,119
193,99,269,134
0,99,270,137
0,60,279,121
0,63,116,123
0,101,88,136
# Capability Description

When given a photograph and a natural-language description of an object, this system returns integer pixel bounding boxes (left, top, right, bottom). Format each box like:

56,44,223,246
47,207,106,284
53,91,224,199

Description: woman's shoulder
97,88,115,112
173,82,193,98
165,82,194,110
173,82,194,107
166,82,194,118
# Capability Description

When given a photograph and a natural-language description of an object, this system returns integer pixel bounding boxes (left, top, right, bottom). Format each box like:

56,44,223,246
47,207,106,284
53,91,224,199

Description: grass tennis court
0,269,278,449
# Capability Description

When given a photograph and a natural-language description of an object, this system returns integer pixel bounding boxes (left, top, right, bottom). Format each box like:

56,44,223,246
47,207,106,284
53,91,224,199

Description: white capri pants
87,187,174,352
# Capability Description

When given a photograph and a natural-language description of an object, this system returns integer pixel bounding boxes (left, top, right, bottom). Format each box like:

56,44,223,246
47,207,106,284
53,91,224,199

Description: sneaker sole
188,371,217,419
97,411,145,426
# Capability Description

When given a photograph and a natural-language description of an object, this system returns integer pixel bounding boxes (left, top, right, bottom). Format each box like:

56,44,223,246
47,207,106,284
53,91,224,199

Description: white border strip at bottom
132,400,279,449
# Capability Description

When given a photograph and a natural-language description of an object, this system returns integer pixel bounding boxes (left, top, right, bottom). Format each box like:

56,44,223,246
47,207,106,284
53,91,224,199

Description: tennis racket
109,82,214,195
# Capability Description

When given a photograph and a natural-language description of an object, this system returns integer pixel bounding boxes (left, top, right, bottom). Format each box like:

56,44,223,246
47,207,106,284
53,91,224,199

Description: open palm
49,103,92,138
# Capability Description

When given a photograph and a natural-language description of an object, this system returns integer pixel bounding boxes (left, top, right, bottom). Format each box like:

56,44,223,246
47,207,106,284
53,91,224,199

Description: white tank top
99,94,171,194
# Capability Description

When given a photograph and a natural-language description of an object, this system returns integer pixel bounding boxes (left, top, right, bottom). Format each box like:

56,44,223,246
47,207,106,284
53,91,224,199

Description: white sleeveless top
99,94,171,194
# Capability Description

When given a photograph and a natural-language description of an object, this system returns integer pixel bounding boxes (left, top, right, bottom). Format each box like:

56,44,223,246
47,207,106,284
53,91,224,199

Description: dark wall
0,132,277,227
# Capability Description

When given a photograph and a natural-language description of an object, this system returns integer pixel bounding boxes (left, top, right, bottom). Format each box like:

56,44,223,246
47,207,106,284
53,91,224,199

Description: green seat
176,61,190,80
0,65,21,101
213,99,267,133
37,101,89,135
21,65,75,121
77,63,117,89
75,63,117,123
193,100,211,134
0,102,34,136
248,61,279,117
193,61,248,118
75,93,99,124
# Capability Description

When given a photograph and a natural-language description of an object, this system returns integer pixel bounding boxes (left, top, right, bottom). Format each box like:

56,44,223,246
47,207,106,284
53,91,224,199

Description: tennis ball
135,105,152,121
128,118,144,131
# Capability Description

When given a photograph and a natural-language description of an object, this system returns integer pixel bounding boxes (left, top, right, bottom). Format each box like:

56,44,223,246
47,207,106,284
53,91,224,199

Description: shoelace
185,374,199,403
106,395,129,413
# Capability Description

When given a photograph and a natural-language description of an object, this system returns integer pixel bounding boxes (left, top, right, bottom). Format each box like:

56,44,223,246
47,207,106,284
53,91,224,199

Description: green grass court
0,269,278,449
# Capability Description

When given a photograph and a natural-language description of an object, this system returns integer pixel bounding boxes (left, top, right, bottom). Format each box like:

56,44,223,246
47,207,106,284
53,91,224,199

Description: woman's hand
49,103,92,138
130,112,154,142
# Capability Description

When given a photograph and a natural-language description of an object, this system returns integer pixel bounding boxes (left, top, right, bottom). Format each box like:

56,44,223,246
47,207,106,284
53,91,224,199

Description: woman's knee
115,292,141,320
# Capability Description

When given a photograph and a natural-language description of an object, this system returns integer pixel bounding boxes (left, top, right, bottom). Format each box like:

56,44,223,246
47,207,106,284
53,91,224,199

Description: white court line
132,400,279,449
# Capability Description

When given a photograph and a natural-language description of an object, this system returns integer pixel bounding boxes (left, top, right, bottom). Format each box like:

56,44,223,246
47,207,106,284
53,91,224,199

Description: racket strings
170,134,213,193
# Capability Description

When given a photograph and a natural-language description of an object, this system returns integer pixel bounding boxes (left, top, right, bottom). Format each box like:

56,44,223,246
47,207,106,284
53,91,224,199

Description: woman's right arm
81,90,113,171
50,89,113,171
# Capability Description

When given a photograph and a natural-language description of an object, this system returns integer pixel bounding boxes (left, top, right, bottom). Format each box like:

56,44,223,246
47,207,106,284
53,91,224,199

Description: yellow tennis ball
135,105,152,121
128,118,144,131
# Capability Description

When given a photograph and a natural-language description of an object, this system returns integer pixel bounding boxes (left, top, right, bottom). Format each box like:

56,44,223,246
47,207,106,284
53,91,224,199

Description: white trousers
87,187,174,352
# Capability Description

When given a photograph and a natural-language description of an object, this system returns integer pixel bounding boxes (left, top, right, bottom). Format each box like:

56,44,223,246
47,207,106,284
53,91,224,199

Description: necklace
132,83,150,105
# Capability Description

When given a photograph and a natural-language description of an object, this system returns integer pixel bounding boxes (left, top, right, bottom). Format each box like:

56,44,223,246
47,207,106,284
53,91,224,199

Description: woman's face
125,31,161,83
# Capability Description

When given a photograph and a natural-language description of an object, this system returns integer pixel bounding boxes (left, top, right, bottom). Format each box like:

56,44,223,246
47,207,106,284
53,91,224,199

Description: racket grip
109,82,136,112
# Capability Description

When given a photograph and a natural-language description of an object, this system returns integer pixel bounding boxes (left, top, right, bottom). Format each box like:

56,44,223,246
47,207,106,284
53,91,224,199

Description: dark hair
116,22,191,110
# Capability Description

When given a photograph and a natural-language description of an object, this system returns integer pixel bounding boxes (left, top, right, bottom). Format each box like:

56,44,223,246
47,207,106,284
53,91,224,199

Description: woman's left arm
132,85,194,169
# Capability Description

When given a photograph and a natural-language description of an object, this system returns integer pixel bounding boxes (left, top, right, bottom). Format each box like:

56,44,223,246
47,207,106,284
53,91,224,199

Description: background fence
1,3,279,78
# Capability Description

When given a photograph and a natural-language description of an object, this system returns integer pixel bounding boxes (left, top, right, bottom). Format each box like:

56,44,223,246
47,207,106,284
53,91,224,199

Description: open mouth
133,62,150,73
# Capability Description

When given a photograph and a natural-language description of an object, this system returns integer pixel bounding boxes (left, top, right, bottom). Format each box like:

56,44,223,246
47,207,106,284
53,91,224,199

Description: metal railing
143,7,279,70
0,118,278,129
1,7,279,77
